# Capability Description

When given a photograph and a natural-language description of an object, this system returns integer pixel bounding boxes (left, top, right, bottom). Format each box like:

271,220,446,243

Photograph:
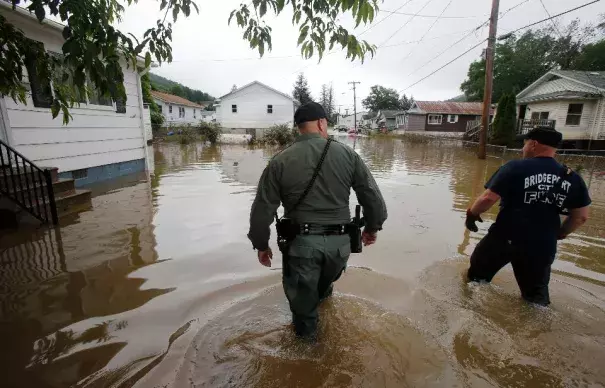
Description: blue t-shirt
486,157,591,255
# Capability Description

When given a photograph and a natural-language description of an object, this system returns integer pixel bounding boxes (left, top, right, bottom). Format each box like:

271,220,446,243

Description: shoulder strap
290,138,333,213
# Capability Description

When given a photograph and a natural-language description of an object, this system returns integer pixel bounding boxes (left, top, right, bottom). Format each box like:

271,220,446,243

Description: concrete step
0,166,59,191
1,178,75,198
54,189,92,217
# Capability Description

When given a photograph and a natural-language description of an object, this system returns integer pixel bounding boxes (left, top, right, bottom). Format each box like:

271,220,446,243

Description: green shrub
179,125,197,144
262,124,298,146
491,93,517,147
198,121,222,144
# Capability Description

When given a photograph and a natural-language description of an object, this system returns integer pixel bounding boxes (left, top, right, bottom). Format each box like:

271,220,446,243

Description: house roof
378,110,406,118
412,101,493,115
553,70,605,90
151,90,206,108
218,81,298,102
517,70,605,102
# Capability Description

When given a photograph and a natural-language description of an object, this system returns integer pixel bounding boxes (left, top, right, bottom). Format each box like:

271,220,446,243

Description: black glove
465,209,483,232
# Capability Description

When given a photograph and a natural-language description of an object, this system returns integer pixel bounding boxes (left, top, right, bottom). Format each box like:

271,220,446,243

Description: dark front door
518,104,527,120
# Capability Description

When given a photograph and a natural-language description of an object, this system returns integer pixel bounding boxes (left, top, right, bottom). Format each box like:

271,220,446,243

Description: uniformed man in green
248,102,388,339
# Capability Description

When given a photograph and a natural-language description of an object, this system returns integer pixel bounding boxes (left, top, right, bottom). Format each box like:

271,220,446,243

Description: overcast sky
118,0,603,112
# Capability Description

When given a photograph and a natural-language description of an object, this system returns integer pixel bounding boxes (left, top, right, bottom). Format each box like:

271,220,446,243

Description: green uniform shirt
248,133,388,251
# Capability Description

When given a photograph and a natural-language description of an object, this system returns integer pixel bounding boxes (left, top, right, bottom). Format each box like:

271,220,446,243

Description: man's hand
362,230,377,246
258,248,273,267
465,209,483,232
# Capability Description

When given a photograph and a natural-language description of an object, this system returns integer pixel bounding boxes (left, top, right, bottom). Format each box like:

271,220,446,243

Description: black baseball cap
516,126,563,148
294,102,329,125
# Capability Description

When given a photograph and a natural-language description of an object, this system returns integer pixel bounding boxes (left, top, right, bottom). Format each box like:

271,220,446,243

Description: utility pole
349,81,360,133
478,0,500,160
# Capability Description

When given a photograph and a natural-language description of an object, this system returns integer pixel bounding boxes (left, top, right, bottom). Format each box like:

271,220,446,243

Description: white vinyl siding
153,100,201,126
217,82,295,130
428,114,442,125
1,9,146,173
524,100,598,140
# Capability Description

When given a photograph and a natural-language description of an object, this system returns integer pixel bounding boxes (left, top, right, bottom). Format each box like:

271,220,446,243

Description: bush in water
491,93,517,147
262,124,298,146
179,125,197,145
198,122,223,144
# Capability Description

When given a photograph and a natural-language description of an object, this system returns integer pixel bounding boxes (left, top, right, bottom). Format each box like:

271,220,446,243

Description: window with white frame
193,108,196,118
179,107,185,118
428,114,442,125
232,104,238,113
447,114,458,123
565,104,583,126
159,105,163,113
267,104,273,114
169,105,173,114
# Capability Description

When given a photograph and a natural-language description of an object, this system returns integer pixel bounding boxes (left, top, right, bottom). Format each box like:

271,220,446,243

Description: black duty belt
298,223,348,236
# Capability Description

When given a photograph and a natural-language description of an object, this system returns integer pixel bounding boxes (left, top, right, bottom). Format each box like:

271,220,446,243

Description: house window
428,114,442,125
71,168,88,180
23,39,53,108
169,105,173,114
159,105,163,113
447,114,458,123
179,107,185,118
232,104,238,113
565,104,583,126
267,104,273,114
530,111,549,120
193,108,196,118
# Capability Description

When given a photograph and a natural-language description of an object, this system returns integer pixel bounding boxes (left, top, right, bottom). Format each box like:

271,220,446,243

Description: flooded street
2,136,605,387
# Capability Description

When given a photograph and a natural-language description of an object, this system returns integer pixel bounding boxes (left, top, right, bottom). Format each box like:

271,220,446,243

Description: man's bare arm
469,189,501,216
559,206,589,239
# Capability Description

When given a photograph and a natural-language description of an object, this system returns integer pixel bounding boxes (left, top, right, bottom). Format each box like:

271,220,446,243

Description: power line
359,0,416,36
378,8,483,19
378,0,436,48
400,39,487,92
403,0,531,78
499,0,533,18
380,26,485,48
406,21,488,76
399,0,454,62
498,0,601,40
538,0,564,38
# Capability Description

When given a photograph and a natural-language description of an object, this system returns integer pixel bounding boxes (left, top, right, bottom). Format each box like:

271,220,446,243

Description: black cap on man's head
517,126,563,148
294,102,328,125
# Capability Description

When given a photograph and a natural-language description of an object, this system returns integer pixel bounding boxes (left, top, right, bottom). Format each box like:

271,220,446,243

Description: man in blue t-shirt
465,127,591,305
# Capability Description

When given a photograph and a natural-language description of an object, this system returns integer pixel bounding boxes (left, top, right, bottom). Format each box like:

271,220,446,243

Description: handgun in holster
347,205,365,253
275,213,298,253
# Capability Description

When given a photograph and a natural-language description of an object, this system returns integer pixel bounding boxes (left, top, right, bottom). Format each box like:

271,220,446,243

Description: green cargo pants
282,234,351,337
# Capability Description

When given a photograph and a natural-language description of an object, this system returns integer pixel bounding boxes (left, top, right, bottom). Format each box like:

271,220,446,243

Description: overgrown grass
154,122,223,145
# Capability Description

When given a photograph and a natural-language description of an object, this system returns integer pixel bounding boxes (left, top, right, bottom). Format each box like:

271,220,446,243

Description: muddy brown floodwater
1,136,605,388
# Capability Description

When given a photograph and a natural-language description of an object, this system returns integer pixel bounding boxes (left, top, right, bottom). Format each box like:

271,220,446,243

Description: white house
151,90,207,126
0,2,151,187
337,111,368,129
216,81,298,135
516,70,605,141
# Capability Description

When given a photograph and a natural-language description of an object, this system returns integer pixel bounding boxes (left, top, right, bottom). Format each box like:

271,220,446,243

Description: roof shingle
151,90,206,108
414,101,494,115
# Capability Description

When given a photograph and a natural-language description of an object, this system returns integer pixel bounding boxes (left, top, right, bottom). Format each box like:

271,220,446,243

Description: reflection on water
1,137,604,387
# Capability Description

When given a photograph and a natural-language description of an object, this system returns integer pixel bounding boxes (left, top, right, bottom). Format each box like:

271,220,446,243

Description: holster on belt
348,205,365,254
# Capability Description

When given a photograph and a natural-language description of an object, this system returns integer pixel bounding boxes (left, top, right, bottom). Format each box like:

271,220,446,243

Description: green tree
141,73,164,127
490,93,516,147
293,73,313,104
573,40,605,70
400,94,414,110
461,20,604,103
319,83,335,121
1,0,379,123
362,85,402,112
170,84,186,98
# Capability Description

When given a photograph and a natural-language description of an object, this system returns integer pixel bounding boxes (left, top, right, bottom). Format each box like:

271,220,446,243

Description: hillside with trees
149,73,215,106
460,17,605,103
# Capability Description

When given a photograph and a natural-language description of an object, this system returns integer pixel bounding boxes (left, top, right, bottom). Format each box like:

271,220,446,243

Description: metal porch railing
0,138,58,225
